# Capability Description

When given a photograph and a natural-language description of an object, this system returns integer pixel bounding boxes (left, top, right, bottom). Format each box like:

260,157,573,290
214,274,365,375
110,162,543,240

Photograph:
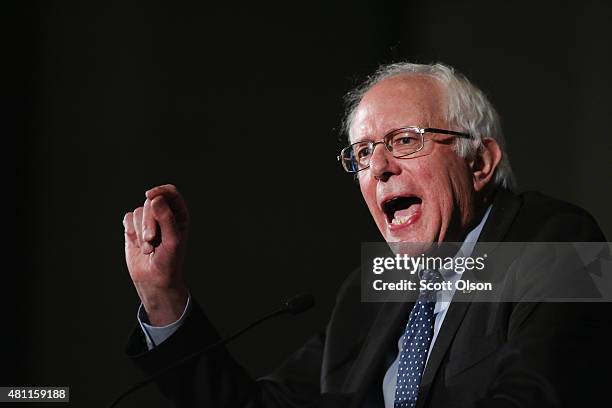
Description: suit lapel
478,188,522,243
416,188,523,408
416,290,473,408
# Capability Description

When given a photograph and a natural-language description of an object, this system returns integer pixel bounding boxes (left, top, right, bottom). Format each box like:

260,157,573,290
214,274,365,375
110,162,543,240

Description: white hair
343,62,517,190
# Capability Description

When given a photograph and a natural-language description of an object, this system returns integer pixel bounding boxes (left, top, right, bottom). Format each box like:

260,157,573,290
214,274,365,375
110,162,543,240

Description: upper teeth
391,215,410,225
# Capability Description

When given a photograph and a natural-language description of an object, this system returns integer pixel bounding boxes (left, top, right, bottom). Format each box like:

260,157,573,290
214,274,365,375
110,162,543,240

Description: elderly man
122,62,608,407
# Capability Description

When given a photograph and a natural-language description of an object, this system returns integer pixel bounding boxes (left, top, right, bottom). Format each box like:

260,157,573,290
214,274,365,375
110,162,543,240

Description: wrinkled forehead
349,75,447,143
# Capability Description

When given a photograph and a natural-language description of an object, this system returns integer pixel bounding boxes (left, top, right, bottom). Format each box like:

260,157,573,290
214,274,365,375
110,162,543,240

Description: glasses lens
341,142,371,173
388,130,422,156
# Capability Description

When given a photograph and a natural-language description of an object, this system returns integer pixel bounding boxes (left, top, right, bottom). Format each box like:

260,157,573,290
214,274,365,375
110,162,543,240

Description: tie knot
420,268,442,283
418,269,443,301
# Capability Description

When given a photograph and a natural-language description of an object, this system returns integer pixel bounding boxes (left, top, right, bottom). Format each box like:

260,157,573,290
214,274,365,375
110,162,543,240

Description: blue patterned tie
394,269,443,408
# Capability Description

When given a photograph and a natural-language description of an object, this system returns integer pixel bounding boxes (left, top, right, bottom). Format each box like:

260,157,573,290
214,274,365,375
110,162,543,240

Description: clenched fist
123,184,189,326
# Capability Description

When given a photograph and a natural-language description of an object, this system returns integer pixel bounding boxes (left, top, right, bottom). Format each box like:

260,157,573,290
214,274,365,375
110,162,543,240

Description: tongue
393,203,421,220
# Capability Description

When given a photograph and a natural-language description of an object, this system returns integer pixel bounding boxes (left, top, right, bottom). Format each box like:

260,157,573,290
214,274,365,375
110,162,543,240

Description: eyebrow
350,137,372,145
350,126,411,145
349,128,391,144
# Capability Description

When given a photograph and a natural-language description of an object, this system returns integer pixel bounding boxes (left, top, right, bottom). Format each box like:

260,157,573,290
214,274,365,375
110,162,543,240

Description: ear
469,138,502,193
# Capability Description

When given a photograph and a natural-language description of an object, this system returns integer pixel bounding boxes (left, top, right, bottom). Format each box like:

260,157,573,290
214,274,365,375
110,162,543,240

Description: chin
378,215,439,255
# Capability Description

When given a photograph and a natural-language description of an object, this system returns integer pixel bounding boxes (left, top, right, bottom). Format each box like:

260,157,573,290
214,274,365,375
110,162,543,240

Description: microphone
108,293,314,407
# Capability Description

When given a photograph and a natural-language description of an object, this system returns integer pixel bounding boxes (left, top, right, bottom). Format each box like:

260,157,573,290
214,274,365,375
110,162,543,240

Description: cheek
445,157,474,203
414,157,462,218
413,161,450,204
426,157,473,231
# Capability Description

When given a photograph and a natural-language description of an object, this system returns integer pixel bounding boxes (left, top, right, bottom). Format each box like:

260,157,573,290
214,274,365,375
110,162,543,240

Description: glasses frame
337,126,472,173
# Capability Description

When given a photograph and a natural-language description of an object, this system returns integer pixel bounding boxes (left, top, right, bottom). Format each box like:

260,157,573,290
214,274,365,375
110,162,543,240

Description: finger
145,184,189,226
142,198,157,243
145,183,178,199
151,195,180,249
132,207,145,250
134,205,154,255
123,212,138,249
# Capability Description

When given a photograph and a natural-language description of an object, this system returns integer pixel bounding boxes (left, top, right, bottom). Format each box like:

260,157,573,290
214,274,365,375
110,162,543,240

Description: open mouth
382,196,423,226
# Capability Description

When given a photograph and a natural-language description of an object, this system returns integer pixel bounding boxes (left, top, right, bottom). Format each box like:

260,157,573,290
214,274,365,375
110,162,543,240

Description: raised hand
123,184,190,326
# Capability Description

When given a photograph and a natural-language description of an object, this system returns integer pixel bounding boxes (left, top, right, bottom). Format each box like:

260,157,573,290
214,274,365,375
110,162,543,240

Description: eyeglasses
337,126,471,173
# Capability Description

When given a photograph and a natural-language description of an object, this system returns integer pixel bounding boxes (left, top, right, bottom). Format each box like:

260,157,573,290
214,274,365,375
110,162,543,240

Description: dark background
11,0,612,406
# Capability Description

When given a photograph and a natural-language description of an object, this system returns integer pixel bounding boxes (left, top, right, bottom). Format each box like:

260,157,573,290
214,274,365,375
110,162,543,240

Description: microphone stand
108,294,314,408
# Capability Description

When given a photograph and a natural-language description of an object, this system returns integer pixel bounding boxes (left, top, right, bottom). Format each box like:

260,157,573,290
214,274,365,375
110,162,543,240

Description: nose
369,142,400,181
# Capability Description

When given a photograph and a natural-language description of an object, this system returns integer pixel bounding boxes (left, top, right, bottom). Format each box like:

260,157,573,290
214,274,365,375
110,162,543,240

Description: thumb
151,195,181,248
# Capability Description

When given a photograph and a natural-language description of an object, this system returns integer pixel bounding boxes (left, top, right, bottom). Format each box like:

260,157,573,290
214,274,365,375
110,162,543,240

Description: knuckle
123,213,133,227
152,195,166,206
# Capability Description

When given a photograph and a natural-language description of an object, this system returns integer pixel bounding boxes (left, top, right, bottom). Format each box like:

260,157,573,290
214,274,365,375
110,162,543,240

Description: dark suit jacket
126,189,611,407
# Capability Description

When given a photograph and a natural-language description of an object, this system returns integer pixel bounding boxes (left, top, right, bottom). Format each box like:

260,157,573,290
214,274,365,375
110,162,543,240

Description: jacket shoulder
506,190,606,241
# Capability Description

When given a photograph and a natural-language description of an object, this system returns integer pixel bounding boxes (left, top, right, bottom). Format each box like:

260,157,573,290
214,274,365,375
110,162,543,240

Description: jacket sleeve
126,298,324,408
